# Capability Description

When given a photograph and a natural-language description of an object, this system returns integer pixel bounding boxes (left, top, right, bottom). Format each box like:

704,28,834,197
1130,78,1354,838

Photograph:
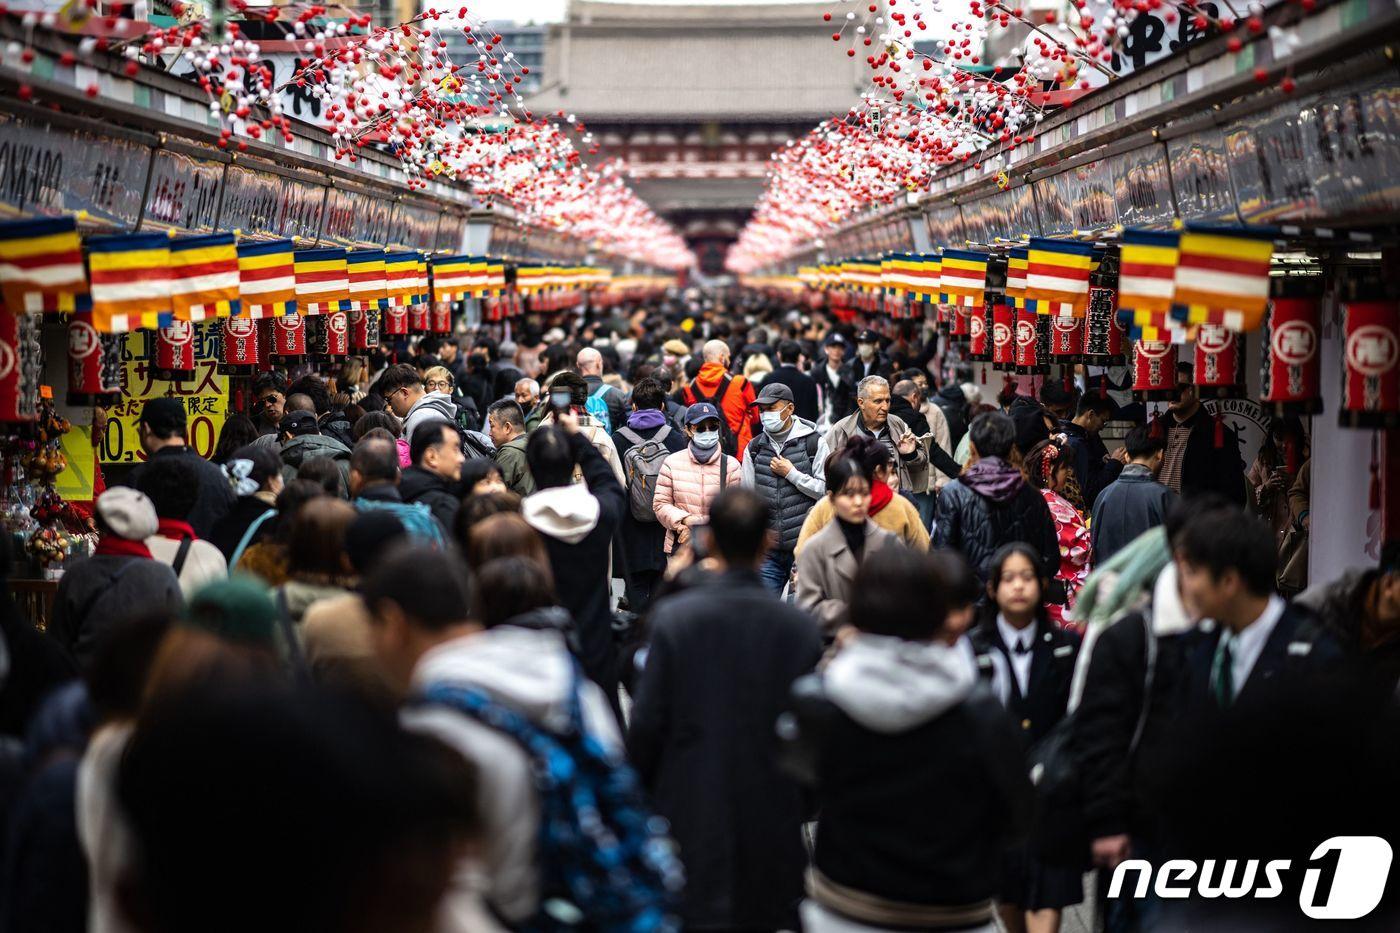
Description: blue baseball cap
685,402,722,425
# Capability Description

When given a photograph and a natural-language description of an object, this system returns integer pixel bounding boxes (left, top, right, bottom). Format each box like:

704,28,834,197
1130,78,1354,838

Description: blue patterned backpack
418,668,683,932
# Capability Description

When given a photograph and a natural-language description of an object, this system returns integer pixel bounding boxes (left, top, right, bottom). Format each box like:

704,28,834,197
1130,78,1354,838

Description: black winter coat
932,472,1060,591
398,466,460,536
207,496,276,564
628,571,823,931
1174,406,1247,504
1059,420,1122,507
613,422,686,575
122,446,236,540
763,365,820,422
1070,611,1192,843
779,678,1031,910
933,385,969,446
812,362,856,423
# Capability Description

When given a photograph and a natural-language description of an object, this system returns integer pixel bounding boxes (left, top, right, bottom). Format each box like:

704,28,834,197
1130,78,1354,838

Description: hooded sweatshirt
681,362,757,459
521,485,599,545
403,626,621,924
279,433,351,488
403,390,458,442
824,634,977,732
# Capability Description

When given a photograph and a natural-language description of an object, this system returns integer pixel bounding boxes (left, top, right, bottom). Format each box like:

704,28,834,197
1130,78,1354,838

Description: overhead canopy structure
527,0,865,122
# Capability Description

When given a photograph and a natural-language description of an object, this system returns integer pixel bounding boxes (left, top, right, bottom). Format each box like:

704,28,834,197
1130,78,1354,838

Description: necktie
1211,633,1234,707
1014,638,1031,656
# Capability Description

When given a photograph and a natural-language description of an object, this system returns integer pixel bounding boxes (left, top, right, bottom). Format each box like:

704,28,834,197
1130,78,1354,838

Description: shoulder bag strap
1128,609,1158,755
170,535,194,577
229,509,278,569
616,426,643,448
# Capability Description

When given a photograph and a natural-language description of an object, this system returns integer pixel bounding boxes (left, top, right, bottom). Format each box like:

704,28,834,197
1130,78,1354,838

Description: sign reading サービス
97,328,227,465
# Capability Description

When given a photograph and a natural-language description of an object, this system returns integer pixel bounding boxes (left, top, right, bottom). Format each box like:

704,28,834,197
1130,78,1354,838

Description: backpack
418,667,683,933
585,384,614,434
617,425,672,523
684,376,739,457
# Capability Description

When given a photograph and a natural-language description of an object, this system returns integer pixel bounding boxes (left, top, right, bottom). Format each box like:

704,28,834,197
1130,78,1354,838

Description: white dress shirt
1226,594,1286,694
997,613,1037,698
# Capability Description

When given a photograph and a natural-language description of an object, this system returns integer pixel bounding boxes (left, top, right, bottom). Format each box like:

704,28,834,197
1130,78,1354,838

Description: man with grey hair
514,377,539,412
824,375,928,495
576,347,626,435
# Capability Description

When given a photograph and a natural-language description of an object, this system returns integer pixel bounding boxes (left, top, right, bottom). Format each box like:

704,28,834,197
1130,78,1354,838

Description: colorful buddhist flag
347,250,388,312
294,248,349,316
87,232,171,333
1026,238,1094,317
432,255,477,303
939,249,989,308
413,254,430,305
0,216,87,313
385,251,420,307
1006,247,1034,311
480,259,505,297
1172,226,1273,331
169,232,240,321
1117,229,1181,343
237,239,296,319
906,253,940,304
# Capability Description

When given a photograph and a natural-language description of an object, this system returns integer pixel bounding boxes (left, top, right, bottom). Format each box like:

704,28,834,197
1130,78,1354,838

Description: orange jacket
682,363,758,460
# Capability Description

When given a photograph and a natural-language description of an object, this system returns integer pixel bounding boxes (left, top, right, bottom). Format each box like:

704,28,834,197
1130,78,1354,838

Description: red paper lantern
1261,298,1322,414
309,311,348,360
967,305,991,361
1341,300,1400,428
67,311,123,406
1192,323,1244,398
0,308,42,423
220,316,260,375
992,301,1015,370
1132,339,1178,399
383,305,410,337
431,301,452,334
271,312,307,361
408,304,431,334
154,320,196,379
949,305,971,338
348,307,382,350
1015,306,1045,373
1051,314,1084,361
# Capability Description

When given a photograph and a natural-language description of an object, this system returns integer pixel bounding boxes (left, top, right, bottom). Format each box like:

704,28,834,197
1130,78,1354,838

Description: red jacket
682,363,758,460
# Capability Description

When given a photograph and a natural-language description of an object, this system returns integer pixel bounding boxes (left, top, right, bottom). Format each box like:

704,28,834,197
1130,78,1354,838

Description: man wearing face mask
653,403,741,572
826,376,928,497
740,384,829,595
843,328,895,387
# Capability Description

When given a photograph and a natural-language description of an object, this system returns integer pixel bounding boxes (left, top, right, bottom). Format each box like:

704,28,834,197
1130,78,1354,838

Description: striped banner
237,239,296,319
0,216,87,313
479,260,505,297
1027,238,1095,316
1172,227,1274,332
432,254,477,302
385,251,420,307
939,249,989,308
347,250,388,312
294,247,349,316
87,233,172,333
1006,247,1035,311
170,232,240,321
413,254,430,305
1117,229,1181,343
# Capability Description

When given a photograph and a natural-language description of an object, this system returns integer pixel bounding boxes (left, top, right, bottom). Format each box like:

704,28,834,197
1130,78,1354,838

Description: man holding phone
825,376,928,496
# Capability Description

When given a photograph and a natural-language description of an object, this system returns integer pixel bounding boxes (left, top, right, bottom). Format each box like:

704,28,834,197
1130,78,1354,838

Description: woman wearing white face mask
652,402,741,571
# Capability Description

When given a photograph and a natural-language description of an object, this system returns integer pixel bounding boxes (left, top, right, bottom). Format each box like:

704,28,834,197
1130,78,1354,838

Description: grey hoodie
403,390,458,442
823,633,979,733
279,434,351,489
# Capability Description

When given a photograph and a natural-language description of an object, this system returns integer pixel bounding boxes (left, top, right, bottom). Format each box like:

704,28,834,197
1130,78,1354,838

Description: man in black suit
762,339,820,422
1155,505,1359,909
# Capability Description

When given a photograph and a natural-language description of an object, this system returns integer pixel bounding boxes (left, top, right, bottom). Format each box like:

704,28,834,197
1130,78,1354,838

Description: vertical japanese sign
97,326,227,464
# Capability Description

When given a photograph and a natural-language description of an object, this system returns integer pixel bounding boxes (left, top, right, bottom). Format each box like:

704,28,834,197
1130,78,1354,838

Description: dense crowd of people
0,296,1397,933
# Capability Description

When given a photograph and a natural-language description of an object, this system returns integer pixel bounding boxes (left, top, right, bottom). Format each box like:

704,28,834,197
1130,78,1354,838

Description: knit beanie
184,575,279,649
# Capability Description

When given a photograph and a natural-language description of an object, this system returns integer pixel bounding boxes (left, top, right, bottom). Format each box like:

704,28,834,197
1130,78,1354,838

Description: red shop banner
220,316,260,375
67,311,123,406
1132,339,1177,399
271,313,307,361
154,320,196,379
1051,314,1084,361
0,308,42,423
991,302,1015,370
1192,323,1244,398
967,305,991,361
382,305,410,337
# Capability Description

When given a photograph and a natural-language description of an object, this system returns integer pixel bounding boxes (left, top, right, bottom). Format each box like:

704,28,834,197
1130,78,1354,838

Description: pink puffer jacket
653,446,740,554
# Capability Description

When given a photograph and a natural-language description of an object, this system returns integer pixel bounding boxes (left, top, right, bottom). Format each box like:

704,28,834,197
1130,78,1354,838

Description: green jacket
495,433,535,497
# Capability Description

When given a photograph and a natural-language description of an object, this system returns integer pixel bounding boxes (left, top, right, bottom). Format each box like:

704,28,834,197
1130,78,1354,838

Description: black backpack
685,376,740,457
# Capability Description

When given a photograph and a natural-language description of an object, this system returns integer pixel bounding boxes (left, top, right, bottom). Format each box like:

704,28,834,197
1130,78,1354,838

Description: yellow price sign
97,331,228,465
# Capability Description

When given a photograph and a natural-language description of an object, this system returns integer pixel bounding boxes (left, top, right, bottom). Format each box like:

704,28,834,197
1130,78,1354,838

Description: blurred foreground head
117,685,477,933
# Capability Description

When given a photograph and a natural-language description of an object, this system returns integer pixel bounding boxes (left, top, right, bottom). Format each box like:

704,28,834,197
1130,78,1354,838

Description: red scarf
94,536,153,559
869,480,895,516
156,518,198,541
